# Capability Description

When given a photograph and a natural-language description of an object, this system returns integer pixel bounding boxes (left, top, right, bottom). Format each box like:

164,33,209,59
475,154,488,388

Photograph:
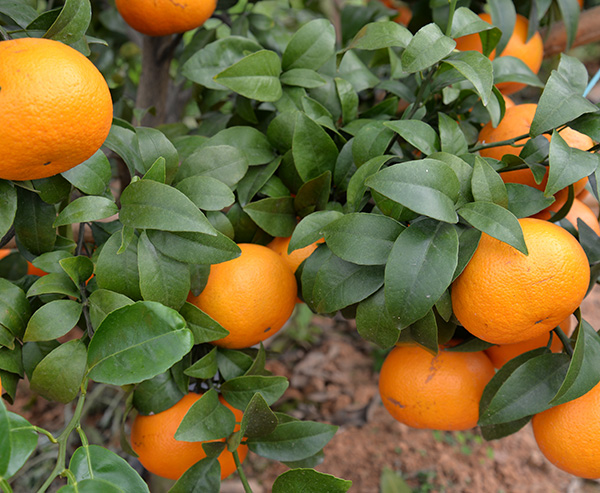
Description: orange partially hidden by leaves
536,198,600,235
380,0,412,25
131,393,247,481
0,249,47,277
484,317,573,369
532,381,600,478
115,0,217,36
188,243,297,349
454,13,543,94
266,236,322,273
451,218,589,345
0,38,113,182
478,103,593,216
379,344,495,431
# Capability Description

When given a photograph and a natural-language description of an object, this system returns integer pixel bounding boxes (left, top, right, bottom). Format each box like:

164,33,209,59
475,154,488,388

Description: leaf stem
469,132,530,152
233,449,253,493
446,0,459,37
553,326,574,357
33,427,58,444
36,382,88,493
405,68,436,120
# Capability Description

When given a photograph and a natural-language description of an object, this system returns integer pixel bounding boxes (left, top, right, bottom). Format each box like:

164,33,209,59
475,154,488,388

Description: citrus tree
2,0,600,491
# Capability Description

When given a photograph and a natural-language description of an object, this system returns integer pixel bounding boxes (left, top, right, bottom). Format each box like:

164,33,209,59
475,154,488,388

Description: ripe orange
451,218,590,345
484,316,573,369
532,381,600,478
131,392,247,481
454,13,543,94
503,94,515,109
478,104,593,216
535,198,600,235
115,0,217,37
379,344,495,430
266,236,322,273
0,38,112,182
188,243,297,349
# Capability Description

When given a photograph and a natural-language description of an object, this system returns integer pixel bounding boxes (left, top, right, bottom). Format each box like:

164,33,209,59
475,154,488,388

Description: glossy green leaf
42,0,91,45
177,145,249,189
23,300,81,342
240,393,278,439
95,232,141,300
0,181,17,240
293,112,339,182
355,288,400,349
353,122,395,166
62,150,111,195
220,375,289,410
87,301,193,385
506,183,555,218
442,51,493,106
103,124,143,176
137,127,179,184
243,197,296,237
133,371,186,415
54,196,118,227
0,398,10,477
175,389,236,442
14,188,56,255
365,159,460,223
30,339,87,403
282,19,336,71
438,112,468,156
401,23,455,73
457,201,527,254
0,279,31,339
4,411,38,479
384,120,440,156
184,347,218,379
471,156,509,207
492,57,543,90
273,469,352,493
170,457,221,492
59,256,94,287
349,20,411,50
179,302,229,345
120,180,216,235
26,272,80,299
281,68,327,88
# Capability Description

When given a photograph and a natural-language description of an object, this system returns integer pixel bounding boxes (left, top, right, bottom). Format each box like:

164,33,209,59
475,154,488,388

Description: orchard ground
8,282,600,493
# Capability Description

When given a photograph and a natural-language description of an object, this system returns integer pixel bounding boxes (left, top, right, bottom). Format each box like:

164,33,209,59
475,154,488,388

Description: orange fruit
451,218,590,345
379,344,495,430
503,94,515,109
266,236,322,273
188,243,297,349
115,0,217,37
532,380,600,478
131,392,247,481
380,0,412,25
455,13,543,94
484,316,573,369
478,104,593,216
0,38,112,182
535,198,600,235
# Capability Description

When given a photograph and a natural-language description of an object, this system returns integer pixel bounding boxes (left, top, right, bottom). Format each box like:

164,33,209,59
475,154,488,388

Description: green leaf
243,197,296,237
471,156,509,207
450,7,500,40
237,158,282,206
556,0,581,52
442,51,493,106
401,23,456,74
137,231,190,310
120,180,216,235
184,347,218,379
206,126,275,166
179,302,229,345
438,113,469,156
30,339,87,403
551,319,600,406
293,112,339,182
506,183,555,218
282,19,336,71
95,232,142,300
0,1,37,27
355,288,400,349
0,181,17,240
14,188,56,255
335,77,358,126
69,445,149,493
4,411,38,479
346,155,393,212
146,230,240,265
103,124,143,176
23,300,82,342
220,375,289,410
385,219,458,328
170,458,221,493
26,272,80,299
492,56,543,91
273,469,352,493
353,122,395,166
136,127,179,184
545,131,598,197
240,393,278,439
457,202,527,254
323,213,404,265
88,289,133,332
349,20,411,50
54,196,118,227
87,301,193,385
531,63,599,137
294,171,331,217
59,256,94,286
133,371,186,415
62,150,111,195
215,50,282,102
247,421,337,462
479,353,570,426
42,0,91,45
175,389,236,442
216,348,254,380
0,397,11,477
57,479,124,492
379,467,411,493
176,145,249,189
384,120,440,156
365,159,460,223
281,68,327,88
310,256,384,313
488,0,516,56
0,279,31,339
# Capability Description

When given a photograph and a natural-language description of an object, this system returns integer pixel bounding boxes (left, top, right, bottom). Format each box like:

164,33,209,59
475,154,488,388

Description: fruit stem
469,132,530,152
36,382,88,493
446,0,459,37
233,449,253,493
554,326,574,357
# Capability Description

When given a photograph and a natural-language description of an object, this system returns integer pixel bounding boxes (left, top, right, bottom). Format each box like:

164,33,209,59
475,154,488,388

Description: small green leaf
4,411,38,479
240,393,279,438
62,149,111,195
293,112,339,182
282,19,336,71
243,197,297,237
184,347,218,379
179,302,229,345
175,389,236,442
95,232,142,300
42,0,91,45
384,120,440,156
401,23,455,73
26,273,80,299
471,156,509,207
220,375,289,410
176,145,249,189
170,457,221,492
146,230,240,265
349,20,411,50
0,181,17,240
23,300,82,342
272,469,352,493
54,196,118,227
0,279,31,339
356,288,400,349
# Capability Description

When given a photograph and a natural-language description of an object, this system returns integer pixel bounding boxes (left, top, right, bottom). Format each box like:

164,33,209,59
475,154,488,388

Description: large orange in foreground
0,38,112,181
379,344,495,431
131,393,247,481
454,13,543,94
451,218,589,345
115,0,217,37
188,243,297,349
532,381,600,478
